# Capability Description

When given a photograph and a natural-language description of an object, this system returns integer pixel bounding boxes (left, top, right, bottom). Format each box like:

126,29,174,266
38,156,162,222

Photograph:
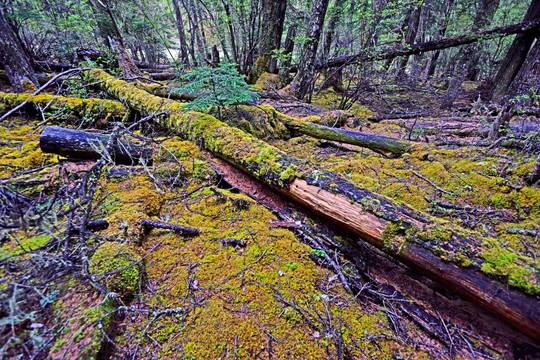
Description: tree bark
289,0,330,100
441,0,500,109
507,36,540,97
39,126,153,165
250,0,287,82
489,0,540,102
0,8,38,92
172,0,191,68
278,24,297,83
302,18,540,71
85,69,540,341
528,154,540,185
395,4,423,79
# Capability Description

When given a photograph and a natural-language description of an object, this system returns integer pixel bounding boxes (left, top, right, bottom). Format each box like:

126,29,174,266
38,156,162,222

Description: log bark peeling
84,69,540,341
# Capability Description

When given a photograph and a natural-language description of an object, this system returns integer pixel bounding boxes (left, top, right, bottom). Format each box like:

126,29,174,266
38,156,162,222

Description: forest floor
0,71,539,359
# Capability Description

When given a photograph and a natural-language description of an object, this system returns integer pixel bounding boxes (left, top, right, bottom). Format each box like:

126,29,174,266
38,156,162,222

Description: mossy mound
89,242,142,298
252,72,283,91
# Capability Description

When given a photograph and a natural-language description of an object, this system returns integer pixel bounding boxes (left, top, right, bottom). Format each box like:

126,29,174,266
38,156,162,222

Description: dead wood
84,69,540,341
141,219,200,236
39,126,153,165
0,91,126,122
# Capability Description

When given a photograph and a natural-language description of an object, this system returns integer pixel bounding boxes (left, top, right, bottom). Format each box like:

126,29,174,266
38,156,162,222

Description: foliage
174,63,258,117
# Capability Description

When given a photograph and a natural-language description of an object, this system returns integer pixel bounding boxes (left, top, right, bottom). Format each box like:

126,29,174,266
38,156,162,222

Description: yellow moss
252,72,283,91
90,242,142,298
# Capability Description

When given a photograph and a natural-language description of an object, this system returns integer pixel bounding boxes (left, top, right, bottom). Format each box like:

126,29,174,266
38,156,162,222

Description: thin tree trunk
222,1,239,65
489,0,540,102
0,8,38,92
441,0,500,109
278,25,296,83
172,0,191,68
395,4,423,79
290,0,330,100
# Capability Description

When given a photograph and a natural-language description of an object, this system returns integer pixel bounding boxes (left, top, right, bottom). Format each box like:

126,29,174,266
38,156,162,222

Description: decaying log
287,118,410,157
225,104,409,157
39,126,153,165
0,91,126,122
85,69,540,341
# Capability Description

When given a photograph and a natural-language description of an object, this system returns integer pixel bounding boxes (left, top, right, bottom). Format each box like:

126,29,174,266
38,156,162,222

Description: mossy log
39,126,153,165
286,118,410,157
231,105,410,157
0,91,127,122
84,69,540,340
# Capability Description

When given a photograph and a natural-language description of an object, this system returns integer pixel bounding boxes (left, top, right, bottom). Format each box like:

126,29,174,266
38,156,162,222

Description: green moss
1,233,50,258
280,164,298,181
89,242,142,298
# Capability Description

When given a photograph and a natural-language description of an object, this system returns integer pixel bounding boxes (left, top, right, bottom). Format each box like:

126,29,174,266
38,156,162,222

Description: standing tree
0,6,38,92
441,0,500,109
395,2,423,79
172,0,191,68
290,0,330,100
250,0,287,82
489,0,540,102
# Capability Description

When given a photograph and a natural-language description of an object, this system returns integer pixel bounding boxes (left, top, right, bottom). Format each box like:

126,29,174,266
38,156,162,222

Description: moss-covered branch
84,69,540,340
0,91,127,122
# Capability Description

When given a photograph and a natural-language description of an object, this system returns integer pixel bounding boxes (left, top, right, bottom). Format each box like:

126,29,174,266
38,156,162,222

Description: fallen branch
141,219,200,236
306,18,540,70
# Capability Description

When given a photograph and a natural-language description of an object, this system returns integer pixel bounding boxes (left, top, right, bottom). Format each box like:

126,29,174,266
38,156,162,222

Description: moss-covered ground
1,76,538,358
0,120,431,359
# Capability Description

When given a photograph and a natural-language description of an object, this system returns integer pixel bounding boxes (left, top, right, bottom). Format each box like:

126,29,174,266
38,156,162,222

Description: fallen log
0,91,126,122
39,126,153,165
85,69,540,341
303,18,540,70
287,118,410,157
232,105,410,157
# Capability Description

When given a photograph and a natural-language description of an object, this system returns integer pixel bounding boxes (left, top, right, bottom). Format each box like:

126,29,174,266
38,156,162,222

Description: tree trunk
171,0,191,68
528,154,540,185
489,0,540,102
221,1,239,65
289,0,330,100
441,0,500,109
0,8,38,92
85,69,540,341
507,37,540,97
395,4,423,79
306,18,540,71
322,0,346,59
39,126,153,165
250,0,287,82
278,24,297,83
